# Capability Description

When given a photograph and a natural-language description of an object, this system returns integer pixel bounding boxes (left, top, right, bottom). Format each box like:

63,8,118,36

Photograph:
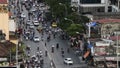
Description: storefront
0,58,9,66
94,56,118,68
94,39,114,56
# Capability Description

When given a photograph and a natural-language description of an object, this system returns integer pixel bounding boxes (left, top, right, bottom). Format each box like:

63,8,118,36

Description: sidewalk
67,40,95,68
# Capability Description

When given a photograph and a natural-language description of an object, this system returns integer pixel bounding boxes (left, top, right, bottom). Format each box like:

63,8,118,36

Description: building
71,0,120,14
0,0,9,40
0,0,18,44
93,18,120,39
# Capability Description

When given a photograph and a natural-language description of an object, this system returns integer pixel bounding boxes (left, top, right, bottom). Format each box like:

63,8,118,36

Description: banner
83,51,90,58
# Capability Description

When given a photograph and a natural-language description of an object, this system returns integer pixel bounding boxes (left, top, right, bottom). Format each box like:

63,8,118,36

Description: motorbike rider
56,43,59,49
45,50,48,57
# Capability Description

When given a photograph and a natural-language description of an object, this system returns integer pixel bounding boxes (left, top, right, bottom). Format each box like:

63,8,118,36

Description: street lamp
16,41,21,68
64,18,74,23
59,3,67,16
16,42,18,68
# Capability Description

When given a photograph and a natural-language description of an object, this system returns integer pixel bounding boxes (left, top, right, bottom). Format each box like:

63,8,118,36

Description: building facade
71,0,120,14
0,0,9,40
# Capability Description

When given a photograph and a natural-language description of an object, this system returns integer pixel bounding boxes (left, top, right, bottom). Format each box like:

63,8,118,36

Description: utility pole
10,49,11,64
16,42,18,68
77,0,80,13
117,33,119,68
105,0,109,12
118,0,120,12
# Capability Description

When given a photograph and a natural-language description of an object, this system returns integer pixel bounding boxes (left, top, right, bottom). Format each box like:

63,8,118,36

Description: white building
71,0,120,13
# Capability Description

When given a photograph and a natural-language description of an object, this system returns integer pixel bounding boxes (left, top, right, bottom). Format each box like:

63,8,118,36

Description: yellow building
0,0,9,40
0,0,18,44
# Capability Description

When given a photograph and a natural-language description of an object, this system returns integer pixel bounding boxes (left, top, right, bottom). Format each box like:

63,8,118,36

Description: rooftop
0,0,7,4
0,40,15,57
93,19,120,24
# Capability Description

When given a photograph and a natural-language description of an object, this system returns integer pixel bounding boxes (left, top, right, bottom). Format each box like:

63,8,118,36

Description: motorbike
61,54,64,57
45,51,48,57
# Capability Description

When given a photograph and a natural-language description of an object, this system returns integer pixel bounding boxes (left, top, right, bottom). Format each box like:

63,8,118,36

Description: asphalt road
13,0,89,68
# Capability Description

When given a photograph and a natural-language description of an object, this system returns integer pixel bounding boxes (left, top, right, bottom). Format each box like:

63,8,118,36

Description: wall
0,13,9,40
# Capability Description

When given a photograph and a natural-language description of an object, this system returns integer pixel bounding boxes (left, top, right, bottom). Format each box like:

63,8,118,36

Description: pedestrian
51,45,55,53
56,43,59,49
67,48,70,53
45,50,47,57
53,34,55,38
45,42,46,46
37,47,39,51
41,36,44,41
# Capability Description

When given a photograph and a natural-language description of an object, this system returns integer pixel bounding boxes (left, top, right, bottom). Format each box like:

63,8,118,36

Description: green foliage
66,24,84,36
58,19,72,30
44,0,71,19
52,4,65,18
80,15,90,23
45,12,53,21
11,45,16,54
44,0,89,36
67,12,89,24
11,43,26,54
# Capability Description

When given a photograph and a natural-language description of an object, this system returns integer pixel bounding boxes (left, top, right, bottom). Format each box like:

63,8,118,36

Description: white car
26,20,31,25
21,13,26,18
33,18,39,26
29,24,34,29
64,58,73,65
33,37,40,42
33,22,39,26
30,7,36,12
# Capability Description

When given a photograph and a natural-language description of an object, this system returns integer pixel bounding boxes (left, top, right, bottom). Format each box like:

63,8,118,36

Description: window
80,0,101,4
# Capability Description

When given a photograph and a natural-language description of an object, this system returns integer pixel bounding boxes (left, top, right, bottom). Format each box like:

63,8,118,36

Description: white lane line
40,41,52,60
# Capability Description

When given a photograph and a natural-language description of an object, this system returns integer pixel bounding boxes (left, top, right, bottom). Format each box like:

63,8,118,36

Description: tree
44,0,71,19
66,24,84,36
58,18,72,30
67,12,89,24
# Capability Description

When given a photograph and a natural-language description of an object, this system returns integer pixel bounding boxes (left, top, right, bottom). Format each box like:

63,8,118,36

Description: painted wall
0,13,9,40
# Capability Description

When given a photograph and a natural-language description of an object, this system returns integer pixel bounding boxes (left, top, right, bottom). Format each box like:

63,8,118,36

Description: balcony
9,31,18,44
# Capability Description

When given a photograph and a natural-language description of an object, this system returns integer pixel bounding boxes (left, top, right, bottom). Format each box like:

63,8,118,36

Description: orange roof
93,19,120,24
0,0,7,4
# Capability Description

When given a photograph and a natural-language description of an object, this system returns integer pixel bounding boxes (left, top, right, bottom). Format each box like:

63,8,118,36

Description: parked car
33,36,40,42
64,58,73,65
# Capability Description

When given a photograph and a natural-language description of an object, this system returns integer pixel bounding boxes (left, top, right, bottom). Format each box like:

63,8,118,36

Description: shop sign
106,57,115,61
0,58,7,61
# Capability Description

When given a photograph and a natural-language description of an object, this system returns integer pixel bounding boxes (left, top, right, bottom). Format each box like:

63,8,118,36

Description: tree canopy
66,24,84,36
44,0,90,36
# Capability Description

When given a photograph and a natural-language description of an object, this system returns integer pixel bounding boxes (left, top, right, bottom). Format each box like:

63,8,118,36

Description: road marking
40,41,52,60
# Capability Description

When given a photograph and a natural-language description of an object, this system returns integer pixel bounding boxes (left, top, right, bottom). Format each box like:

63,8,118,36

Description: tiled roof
0,40,15,57
93,19,120,24
109,36,120,40
0,0,7,4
